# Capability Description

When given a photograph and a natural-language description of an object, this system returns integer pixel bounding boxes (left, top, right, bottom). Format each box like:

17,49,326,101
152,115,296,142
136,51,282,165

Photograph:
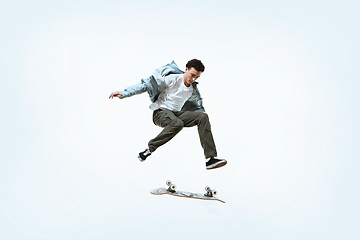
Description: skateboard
150,180,225,203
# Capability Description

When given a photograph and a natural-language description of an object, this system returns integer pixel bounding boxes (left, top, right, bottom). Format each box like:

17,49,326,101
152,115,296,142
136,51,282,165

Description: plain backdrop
1,0,359,239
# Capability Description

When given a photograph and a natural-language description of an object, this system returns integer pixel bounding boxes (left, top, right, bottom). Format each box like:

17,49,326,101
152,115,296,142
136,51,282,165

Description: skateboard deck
150,181,225,203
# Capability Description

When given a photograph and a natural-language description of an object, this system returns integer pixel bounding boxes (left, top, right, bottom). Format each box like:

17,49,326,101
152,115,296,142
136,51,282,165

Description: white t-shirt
150,74,193,111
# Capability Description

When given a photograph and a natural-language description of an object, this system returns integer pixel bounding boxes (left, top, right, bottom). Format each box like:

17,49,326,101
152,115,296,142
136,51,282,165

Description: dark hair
186,59,205,72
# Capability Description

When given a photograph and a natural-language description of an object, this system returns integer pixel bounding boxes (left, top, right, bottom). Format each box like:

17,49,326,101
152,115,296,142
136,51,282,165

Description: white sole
138,156,145,162
206,160,227,170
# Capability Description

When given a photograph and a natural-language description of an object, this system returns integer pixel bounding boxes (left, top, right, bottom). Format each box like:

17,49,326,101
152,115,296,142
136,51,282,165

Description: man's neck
183,75,191,87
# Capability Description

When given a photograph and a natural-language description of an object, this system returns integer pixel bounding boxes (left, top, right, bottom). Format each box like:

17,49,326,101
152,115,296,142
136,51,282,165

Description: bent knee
171,118,184,129
199,113,209,122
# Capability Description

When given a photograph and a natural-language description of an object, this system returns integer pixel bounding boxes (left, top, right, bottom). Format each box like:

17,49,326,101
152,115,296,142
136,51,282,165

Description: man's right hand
109,91,124,99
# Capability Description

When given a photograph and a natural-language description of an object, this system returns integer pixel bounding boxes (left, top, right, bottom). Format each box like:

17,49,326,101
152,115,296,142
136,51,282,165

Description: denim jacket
121,61,205,112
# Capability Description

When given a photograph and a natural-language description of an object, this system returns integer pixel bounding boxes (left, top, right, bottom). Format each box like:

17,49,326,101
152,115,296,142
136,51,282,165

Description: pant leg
177,111,217,159
148,109,184,152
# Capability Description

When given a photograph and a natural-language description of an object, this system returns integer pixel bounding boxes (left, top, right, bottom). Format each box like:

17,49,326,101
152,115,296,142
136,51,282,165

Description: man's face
183,67,202,87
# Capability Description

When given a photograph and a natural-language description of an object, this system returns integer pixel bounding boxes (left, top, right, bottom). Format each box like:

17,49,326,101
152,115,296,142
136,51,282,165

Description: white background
1,0,359,239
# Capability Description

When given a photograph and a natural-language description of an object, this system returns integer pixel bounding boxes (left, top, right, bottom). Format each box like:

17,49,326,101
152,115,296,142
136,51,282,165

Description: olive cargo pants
148,109,217,159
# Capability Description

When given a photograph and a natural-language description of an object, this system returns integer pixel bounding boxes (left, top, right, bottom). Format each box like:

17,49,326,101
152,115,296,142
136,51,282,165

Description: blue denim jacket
121,61,205,112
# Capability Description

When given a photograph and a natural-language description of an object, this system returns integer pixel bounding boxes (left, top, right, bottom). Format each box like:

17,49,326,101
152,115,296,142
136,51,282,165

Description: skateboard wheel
167,184,176,193
205,186,211,192
212,190,217,196
166,180,172,186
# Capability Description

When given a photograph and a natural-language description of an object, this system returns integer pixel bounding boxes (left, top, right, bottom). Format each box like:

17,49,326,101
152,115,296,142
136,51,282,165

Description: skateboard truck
204,186,217,197
166,180,176,193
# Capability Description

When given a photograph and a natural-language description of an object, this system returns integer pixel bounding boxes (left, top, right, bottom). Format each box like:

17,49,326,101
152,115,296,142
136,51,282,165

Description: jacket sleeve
121,61,183,100
121,82,147,98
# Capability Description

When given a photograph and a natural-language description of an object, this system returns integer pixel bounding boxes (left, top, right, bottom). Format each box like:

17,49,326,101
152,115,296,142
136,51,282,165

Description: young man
109,59,227,170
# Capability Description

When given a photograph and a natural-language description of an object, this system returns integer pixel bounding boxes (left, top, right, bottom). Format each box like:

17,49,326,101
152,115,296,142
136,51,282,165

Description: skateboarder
109,59,227,170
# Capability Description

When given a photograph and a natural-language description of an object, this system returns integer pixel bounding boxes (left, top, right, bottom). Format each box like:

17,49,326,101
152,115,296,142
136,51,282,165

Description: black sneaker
138,149,151,162
206,157,227,170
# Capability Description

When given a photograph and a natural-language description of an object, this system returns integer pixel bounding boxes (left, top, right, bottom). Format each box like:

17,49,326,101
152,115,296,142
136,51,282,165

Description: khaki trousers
148,109,217,159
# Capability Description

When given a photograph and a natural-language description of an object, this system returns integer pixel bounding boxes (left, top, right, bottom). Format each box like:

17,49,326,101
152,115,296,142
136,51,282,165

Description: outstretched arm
109,81,148,100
